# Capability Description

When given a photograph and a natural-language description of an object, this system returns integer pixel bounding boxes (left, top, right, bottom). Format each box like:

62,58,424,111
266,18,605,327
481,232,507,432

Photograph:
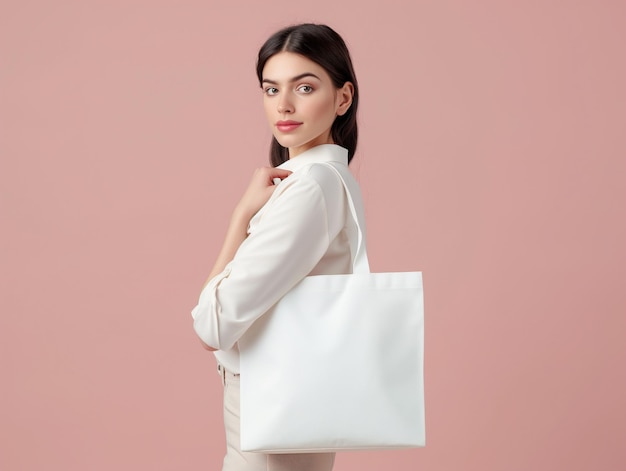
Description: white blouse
191,144,357,373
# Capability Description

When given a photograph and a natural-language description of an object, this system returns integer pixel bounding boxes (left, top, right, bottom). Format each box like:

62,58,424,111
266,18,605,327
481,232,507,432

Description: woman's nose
277,96,294,114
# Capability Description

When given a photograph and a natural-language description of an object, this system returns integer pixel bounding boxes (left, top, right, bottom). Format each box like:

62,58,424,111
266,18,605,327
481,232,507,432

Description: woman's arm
197,166,291,351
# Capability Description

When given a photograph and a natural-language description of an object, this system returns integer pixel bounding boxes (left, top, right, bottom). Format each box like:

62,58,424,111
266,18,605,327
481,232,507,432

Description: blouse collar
277,144,348,172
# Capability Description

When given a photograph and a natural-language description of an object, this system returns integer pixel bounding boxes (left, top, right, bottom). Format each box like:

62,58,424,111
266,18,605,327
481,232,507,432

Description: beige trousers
220,365,335,471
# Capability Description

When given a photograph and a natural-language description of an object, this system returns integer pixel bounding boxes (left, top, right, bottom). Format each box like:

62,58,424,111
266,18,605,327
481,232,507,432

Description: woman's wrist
232,203,256,226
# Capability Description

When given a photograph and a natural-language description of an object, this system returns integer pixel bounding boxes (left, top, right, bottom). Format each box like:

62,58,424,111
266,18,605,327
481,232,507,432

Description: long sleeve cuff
191,263,232,350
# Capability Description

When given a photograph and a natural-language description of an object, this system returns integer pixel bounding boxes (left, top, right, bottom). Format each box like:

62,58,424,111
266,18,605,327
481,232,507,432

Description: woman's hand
234,167,292,220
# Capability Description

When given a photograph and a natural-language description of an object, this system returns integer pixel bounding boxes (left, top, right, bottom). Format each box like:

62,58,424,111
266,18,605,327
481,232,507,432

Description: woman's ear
336,82,354,116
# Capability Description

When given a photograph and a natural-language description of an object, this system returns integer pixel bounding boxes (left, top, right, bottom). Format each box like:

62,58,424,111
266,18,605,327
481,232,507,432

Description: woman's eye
265,87,278,96
298,85,313,93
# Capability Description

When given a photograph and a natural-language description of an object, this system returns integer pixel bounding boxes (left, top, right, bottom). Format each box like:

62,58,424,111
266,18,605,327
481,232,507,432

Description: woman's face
262,52,352,158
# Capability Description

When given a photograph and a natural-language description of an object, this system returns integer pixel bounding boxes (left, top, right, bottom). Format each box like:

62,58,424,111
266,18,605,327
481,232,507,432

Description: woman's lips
276,120,302,132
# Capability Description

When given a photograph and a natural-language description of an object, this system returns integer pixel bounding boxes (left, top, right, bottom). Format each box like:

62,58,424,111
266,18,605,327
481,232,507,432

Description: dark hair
256,24,359,167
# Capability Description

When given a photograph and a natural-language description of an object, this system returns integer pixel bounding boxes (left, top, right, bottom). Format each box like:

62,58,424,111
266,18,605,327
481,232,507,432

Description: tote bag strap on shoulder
319,162,370,275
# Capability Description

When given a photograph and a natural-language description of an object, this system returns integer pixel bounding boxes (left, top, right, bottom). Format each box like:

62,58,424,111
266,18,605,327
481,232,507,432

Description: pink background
2,1,625,470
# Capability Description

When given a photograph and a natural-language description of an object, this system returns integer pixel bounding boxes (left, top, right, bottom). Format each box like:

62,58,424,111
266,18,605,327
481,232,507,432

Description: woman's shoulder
289,162,346,201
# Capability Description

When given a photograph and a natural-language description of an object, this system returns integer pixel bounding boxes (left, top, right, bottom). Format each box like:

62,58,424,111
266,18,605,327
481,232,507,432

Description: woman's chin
273,135,296,149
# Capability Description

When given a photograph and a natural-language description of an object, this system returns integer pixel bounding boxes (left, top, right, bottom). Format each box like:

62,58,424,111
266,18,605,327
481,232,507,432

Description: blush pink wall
2,1,625,470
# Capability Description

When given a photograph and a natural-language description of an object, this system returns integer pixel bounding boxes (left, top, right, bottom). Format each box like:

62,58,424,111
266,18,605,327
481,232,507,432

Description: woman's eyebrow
262,73,321,84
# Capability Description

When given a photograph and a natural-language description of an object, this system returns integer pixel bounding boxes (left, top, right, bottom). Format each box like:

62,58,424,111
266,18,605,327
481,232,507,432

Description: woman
192,23,360,471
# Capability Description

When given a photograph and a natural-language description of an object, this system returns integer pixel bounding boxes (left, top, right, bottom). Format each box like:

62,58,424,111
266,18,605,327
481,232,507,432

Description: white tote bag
238,162,424,453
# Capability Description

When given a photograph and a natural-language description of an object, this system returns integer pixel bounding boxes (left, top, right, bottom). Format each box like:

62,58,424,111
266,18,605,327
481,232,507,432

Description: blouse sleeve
191,164,346,351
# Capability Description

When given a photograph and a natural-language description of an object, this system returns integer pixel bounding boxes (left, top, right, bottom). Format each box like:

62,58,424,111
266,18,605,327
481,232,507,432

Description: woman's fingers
254,167,292,185
235,167,292,219
269,168,292,181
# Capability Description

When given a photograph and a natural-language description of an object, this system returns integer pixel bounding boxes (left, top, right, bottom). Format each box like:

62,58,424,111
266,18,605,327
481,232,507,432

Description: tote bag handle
321,162,371,275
